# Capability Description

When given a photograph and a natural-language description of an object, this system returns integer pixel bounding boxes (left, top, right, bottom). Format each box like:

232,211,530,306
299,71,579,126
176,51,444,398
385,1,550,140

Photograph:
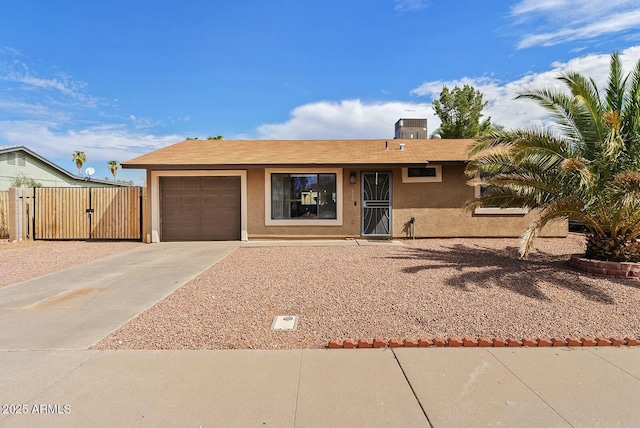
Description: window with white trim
265,169,343,226
474,173,528,215
402,165,442,183
271,173,337,219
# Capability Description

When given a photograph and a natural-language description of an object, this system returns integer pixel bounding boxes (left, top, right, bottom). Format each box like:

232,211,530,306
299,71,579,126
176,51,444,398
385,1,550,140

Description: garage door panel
162,179,183,190
163,211,184,222
202,177,221,188
182,211,199,222
202,227,239,240
166,229,199,241
214,209,239,219
202,195,221,205
162,194,182,205
218,188,240,197
161,176,241,241
182,195,200,205
206,207,240,218
182,177,201,188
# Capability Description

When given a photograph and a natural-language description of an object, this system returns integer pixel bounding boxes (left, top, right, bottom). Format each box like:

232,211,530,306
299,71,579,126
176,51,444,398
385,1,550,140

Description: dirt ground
0,239,142,287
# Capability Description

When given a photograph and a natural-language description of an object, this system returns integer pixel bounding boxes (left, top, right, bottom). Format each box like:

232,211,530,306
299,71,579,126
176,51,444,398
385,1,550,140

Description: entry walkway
0,242,239,350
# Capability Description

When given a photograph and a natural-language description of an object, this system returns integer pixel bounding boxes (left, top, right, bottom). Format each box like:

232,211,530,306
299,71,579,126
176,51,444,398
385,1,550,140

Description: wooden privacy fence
6,187,144,241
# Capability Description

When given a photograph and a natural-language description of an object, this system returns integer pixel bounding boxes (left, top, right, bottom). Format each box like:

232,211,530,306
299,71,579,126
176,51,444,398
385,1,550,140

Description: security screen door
361,171,392,237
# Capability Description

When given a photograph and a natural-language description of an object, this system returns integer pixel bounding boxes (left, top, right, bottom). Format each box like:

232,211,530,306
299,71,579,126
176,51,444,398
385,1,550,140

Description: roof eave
122,161,468,170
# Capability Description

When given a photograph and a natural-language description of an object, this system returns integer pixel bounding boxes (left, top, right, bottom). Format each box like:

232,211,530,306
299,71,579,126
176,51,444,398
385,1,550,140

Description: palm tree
466,52,640,262
107,160,119,181
72,151,87,176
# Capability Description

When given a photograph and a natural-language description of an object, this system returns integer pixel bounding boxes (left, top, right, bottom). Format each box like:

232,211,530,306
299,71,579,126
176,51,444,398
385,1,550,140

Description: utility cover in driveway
160,176,241,241
271,316,298,331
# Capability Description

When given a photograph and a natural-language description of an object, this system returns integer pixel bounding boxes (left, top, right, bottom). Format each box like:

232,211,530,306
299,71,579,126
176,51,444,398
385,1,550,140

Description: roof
0,145,128,186
122,139,476,169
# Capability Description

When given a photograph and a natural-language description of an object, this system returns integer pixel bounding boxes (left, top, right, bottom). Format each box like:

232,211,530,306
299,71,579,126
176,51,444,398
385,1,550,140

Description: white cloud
1,69,98,107
411,46,640,130
0,47,177,183
256,99,434,139
0,120,181,166
0,46,26,57
0,100,71,122
394,0,429,12
129,114,161,129
0,51,99,113
510,0,640,48
256,47,640,139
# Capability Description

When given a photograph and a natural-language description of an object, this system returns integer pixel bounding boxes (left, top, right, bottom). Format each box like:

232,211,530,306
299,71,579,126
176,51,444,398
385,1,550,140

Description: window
265,169,343,226
7,152,26,167
408,167,436,178
402,165,442,183
474,173,528,215
271,173,337,219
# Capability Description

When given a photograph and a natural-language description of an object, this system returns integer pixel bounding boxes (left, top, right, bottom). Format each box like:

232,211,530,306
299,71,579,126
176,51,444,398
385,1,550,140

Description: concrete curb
327,336,640,349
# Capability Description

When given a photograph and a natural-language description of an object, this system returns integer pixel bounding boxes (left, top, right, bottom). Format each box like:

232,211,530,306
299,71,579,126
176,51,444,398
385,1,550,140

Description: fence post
0,191,9,239
24,188,33,240
8,188,21,242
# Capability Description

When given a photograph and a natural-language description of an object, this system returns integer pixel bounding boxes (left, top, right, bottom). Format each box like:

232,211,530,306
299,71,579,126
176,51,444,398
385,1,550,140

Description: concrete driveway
0,242,239,350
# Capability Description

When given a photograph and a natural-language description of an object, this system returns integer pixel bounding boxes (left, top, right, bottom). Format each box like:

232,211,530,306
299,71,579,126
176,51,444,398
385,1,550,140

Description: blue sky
1,0,640,183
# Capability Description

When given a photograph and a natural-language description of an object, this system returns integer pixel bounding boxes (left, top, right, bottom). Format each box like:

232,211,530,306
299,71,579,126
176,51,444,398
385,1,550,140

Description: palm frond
607,171,640,210
622,58,640,157
464,185,540,212
559,72,605,144
466,130,518,158
606,52,626,112
516,89,584,142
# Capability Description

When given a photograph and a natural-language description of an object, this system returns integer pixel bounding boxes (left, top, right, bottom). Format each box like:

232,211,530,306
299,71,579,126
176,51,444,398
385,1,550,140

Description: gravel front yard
0,240,142,287
93,234,640,350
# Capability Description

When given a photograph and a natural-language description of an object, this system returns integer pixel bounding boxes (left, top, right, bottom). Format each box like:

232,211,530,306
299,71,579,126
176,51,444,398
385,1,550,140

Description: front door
361,171,392,237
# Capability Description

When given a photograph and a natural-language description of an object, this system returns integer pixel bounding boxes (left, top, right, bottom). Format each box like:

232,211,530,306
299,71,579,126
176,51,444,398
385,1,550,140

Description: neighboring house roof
122,139,476,169
0,145,126,186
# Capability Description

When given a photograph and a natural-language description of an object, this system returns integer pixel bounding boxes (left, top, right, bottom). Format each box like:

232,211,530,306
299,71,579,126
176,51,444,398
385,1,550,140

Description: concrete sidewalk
0,347,639,427
0,242,239,350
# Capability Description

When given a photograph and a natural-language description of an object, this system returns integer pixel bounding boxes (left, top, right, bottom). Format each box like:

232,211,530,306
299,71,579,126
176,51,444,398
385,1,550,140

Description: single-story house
123,137,567,242
0,146,127,190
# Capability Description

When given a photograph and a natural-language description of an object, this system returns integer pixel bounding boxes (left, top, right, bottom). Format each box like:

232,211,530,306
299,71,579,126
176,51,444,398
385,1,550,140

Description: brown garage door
161,176,241,241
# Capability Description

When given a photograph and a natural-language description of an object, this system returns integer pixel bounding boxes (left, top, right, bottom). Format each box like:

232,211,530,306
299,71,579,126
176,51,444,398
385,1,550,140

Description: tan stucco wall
147,165,567,241
247,168,362,239
391,164,567,238
247,165,566,239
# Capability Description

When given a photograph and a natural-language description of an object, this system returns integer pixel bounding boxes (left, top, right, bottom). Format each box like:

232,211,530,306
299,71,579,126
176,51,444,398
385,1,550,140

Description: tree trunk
585,233,640,262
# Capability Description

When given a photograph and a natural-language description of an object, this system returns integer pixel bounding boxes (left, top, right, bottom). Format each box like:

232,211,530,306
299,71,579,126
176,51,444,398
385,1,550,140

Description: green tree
207,135,224,140
10,172,42,188
465,52,640,262
433,84,491,138
107,160,119,180
72,151,87,175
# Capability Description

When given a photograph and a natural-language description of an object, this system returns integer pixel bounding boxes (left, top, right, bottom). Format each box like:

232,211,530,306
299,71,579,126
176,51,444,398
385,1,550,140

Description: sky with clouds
1,0,640,182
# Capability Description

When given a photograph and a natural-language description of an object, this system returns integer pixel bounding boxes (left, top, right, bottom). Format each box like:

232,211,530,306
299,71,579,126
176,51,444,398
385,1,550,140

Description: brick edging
567,255,640,278
327,336,640,349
